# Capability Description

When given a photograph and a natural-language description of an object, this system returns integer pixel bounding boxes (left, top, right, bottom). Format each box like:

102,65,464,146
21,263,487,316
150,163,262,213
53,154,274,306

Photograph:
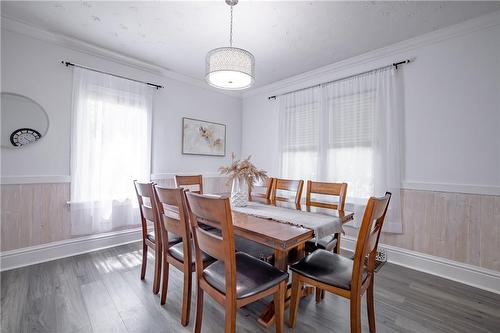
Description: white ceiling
2,1,499,89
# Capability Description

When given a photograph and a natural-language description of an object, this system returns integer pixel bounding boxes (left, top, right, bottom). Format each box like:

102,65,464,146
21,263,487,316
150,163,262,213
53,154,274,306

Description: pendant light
205,0,255,90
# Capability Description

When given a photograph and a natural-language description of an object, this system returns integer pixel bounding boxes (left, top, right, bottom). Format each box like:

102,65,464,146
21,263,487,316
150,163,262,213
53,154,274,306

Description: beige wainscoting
2,182,499,272
345,189,500,272
0,176,230,252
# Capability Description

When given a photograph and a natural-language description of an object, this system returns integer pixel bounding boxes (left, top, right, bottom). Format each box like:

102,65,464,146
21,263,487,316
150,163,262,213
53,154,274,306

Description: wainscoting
345,189,500,272
0,176,230,252
1,181,499,276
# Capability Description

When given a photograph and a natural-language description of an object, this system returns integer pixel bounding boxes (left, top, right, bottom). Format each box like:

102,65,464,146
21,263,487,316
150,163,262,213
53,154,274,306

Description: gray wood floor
2,242,500,333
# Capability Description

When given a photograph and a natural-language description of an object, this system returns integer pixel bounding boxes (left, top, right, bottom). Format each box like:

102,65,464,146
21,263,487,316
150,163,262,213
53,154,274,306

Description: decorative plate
10,128,42,147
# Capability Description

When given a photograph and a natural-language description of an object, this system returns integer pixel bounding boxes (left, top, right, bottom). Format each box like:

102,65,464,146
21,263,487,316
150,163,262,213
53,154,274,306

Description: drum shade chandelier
205,0,255,90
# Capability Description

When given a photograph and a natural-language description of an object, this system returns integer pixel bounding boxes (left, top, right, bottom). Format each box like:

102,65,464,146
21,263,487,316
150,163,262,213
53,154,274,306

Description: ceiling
2,1,499,89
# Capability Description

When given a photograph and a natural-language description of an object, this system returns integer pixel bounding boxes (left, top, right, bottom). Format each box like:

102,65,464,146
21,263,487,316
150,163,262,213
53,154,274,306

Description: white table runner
231,202,344,242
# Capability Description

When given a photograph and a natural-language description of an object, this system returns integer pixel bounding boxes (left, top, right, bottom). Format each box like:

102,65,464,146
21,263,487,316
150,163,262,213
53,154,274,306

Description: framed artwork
182,117,226,156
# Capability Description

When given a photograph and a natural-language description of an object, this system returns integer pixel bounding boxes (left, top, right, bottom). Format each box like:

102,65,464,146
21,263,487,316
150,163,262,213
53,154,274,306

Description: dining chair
288,192,391,333
304,181,348,302
185,192,289,333
153,186,215,326
249,177,275,203
134,181,181,294
175,174,203,194
271,178,304,210
305,181,348,254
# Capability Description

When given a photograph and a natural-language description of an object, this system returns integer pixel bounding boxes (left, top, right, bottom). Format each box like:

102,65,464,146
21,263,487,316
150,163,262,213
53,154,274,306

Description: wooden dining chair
304,181,348,302
175,174,203,194
288,192,391,333
305,181,348,255
185,192,289,333
134,181,181,294
271,178,304,210
153,186,215,326
249,177,275,203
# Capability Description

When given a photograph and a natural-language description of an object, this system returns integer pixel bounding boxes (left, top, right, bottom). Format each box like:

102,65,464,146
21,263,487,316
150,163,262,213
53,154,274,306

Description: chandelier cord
229,5,233,47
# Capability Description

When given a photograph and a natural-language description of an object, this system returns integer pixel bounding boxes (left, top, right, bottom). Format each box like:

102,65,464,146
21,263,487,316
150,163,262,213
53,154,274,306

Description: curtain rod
61,61,164,89
268,59,410,100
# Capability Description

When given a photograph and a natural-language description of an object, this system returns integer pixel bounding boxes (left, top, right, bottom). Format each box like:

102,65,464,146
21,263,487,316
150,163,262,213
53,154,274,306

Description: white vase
231,177,249,207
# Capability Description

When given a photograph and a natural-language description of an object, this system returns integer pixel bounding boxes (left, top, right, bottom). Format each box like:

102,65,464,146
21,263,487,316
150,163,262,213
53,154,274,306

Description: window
278,68,402,232
70,67,152,235
279,87,321,180
326,90,375,200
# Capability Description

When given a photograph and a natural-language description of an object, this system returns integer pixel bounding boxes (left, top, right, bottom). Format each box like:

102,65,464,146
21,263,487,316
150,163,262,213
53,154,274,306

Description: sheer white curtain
70,67,152,235
279,86,321,181
279,67,402,233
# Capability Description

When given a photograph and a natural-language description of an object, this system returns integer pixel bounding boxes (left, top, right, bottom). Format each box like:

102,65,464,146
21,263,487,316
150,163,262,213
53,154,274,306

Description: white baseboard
2,230,499,295
342,236,500,295
0,228,143,272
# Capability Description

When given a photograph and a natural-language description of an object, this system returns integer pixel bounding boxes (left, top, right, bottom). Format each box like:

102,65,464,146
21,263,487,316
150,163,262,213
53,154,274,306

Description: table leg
257,246,312,328
274,248,288,271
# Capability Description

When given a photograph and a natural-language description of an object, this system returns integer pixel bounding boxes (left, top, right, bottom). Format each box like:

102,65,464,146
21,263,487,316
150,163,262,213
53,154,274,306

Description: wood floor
1,242,499,333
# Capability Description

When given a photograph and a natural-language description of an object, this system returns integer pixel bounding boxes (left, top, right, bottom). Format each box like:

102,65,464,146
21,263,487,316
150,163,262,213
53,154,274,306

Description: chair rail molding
1,175,72,184
401,181,500,196
342,236,500,295
1,173,227,184
3,176,498,196
150,172,226,181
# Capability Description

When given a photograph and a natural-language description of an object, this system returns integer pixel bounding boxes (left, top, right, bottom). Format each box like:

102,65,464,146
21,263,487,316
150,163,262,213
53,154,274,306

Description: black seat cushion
203,252,288,299
290,249,367,290
305,234,338,253
146,232,155,242
146,232,182,245
234,236,275,264
168,241,214,264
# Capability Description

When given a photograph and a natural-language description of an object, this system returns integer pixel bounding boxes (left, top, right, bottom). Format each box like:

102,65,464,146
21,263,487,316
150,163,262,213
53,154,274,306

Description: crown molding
242,10,500,99
1,15,241,99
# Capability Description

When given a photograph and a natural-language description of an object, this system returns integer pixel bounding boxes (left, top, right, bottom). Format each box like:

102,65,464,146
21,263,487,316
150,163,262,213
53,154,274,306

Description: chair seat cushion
146,232,182,245
290,249,367,290
168,241,214,264
234,236,275,264
203,252,288,299
305,234,338,253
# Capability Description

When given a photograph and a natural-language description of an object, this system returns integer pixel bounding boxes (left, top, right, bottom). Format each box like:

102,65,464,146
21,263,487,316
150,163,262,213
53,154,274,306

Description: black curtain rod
268,59,410,100
61,61,164,89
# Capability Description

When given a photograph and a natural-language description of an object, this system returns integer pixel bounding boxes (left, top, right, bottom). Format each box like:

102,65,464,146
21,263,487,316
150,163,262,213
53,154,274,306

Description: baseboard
341,236,500,295
0,228,143,272
2,229,499,295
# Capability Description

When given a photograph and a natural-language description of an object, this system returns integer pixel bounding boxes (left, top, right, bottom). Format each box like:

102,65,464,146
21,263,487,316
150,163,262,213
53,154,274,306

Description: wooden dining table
201,198,354,327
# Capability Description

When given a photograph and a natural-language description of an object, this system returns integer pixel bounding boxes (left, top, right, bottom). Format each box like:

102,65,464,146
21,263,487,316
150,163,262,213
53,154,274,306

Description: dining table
201,197,354,327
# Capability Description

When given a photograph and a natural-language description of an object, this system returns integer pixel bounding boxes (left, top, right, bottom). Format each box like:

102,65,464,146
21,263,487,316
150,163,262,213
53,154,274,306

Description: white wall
1,28,242,179
241,14,500,191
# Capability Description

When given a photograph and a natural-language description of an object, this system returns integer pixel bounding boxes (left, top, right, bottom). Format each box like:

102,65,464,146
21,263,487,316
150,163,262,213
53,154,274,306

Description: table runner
231,202,344,242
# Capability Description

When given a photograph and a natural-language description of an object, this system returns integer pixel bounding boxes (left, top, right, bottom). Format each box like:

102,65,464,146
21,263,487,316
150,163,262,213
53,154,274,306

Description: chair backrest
175,175,203,194
153,186,190,255
249,177,275,202
305,181,348,211
134,181,161,244
185,193,236,297
351,192,391,290
271,178,304,209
